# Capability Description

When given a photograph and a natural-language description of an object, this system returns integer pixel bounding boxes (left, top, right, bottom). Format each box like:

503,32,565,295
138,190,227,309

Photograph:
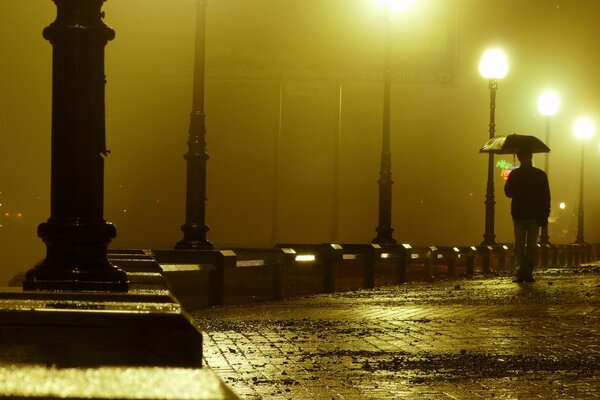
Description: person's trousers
513,219,541,279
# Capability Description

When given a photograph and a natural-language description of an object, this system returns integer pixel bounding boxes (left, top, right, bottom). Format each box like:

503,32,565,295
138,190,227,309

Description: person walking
504,149,551,282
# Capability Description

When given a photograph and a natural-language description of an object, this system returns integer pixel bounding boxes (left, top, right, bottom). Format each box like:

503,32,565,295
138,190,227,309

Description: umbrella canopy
479,134,550,154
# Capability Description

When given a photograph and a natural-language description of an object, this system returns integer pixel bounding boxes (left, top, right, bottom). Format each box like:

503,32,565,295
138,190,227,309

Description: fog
0,0,599,284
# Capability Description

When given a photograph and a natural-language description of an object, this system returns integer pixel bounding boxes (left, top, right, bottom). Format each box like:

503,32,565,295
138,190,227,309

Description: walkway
194,263,600,399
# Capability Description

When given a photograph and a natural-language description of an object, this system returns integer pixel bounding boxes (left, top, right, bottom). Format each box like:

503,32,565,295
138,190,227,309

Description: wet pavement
194,264,600,399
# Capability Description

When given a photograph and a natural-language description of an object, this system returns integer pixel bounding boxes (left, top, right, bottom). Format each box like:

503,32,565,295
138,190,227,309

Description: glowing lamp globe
573,117,594,140
479,49,509,80
538,91,560,117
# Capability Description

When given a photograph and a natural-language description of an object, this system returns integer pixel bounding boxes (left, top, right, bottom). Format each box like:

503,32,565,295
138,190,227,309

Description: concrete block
0,289,203,368
0,365,238,399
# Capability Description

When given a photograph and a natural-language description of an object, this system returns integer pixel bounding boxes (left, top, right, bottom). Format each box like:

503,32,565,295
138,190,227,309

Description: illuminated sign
496,160,516,181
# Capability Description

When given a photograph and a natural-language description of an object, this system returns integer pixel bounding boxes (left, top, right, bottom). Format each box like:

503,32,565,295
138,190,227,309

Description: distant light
573,117,594,140
479,48,509,80
375,0,414,13
559,202,566,209
537,91,560,116
16,213,22,218
381,253,391,259
123,209,128,214
3,212,9,218
295,254,315,262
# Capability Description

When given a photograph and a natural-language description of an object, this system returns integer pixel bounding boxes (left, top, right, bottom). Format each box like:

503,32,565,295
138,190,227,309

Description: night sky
0,0,598,284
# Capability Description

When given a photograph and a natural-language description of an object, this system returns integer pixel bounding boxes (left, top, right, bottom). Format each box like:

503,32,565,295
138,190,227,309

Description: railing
102,242,599,311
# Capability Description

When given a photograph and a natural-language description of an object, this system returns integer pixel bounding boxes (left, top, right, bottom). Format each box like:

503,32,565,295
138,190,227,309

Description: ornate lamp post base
175,224,213,250
373,227,397,245
24,222,128,292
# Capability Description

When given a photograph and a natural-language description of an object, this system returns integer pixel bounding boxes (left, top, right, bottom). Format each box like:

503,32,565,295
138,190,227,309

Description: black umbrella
479,133,550,154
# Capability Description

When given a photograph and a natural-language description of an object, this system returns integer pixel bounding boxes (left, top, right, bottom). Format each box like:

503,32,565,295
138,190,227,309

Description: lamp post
175,0,214,250
478,48,508,246
372,0,414,245
537,90,560,245
573,117,594,244
23,0,128,291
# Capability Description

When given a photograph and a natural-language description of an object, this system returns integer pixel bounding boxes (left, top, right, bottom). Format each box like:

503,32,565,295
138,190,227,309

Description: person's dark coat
504,164,551,221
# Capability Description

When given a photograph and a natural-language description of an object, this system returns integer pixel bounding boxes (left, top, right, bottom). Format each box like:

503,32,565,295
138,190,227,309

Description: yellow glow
537,91,560,116
573,117,594,140
295,254,316,262
381,253,391,259
375,0,415,13
559,202,566,210
479,48,509,79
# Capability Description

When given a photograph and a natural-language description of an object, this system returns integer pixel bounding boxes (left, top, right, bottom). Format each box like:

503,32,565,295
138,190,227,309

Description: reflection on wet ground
194,266,600,399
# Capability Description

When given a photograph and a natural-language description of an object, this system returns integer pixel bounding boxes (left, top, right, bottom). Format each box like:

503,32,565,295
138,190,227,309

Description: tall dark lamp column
478,48,508,246
23,0,128,291
573,117,594,245
537,90,560,245
372,0,413,245
175,0,214,250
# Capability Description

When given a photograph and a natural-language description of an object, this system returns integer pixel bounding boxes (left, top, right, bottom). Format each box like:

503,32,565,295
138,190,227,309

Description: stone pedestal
0,289,203,368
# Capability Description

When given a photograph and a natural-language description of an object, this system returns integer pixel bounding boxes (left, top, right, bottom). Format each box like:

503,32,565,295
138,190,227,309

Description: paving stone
194,265,600,399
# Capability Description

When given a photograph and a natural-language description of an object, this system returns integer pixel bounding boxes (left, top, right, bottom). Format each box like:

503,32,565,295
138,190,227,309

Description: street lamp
573,117,594,244
537,91,560,173
23,0,127,291
372,0,414,245
479,48,508,246
537,90,560,245
175,0,214,250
